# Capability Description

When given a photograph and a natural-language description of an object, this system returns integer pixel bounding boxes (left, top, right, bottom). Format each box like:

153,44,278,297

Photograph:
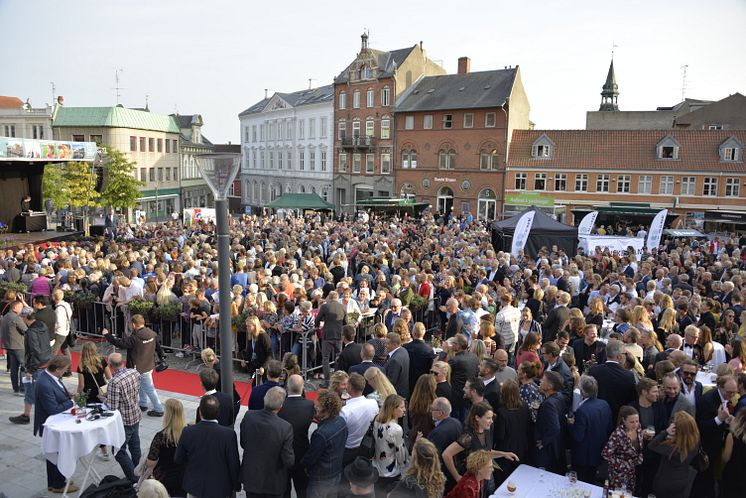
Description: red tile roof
508,129,746,173
0,96,23,109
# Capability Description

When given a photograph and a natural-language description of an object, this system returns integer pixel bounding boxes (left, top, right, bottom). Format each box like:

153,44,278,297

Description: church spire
599,59,619,111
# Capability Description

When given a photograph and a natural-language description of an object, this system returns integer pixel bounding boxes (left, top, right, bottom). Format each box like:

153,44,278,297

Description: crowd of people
1,210,746,498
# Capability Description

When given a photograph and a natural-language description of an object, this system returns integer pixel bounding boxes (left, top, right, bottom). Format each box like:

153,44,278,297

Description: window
402,150,410,169
534,173,547,190
703,177,718,196
252,151,258,169
723,148,738,161
380,119,390,139
365,154,374,174
149,168,155,182
286,151,292,170
575,174,588,192
463,113,474,128
299,151,305,171
405,115,414,130
89,134,102,145
554,173,567,191
535,145,550,157
410,150,417,168
287,122,293,139
439,149,456,169
278,152,283,170
310,151,316,171
173,168,178,181
71,134,84,142
707,124,723,130
139,137,146,151
366,89,374,107
681,176,696,195
130,136,137,151
617,175,631,193
165,168,171,181
338,121,346,140
352,121,360,138
321,151,328,172
381,87,390,106
298,119,305,139
423,115,433,129
515,173,527,190
477,189,497,221
172,140,178,153
309,118,316,139
638,175,653,194
657,137,680,159
339,92,347,109
339,153,348,173
32,125,44,139
320,117,327,138
353,90,360,108
260,124,265,141
480,149,498,170
158,168,164,181
269,151,274,169
659,176,674,194
157,138,163,152
148,138,155,152
366,119,375,138
352,153,361,173
725,178,740,197
252,125,257,142
661,146,675,158
485,113,496,127
165,139,171,153
2,125,15,137
140,168,146,182
443,114,453,128
596,174,609,192
381,153,390,174
402,149,417,169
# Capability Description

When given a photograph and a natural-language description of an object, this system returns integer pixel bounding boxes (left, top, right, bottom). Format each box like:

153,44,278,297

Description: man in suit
541,341,574,405
34,356,78,493
104,208,118,239
653,333,682,364
196,368,235,427
448,334,480,420
336,325,362,373
427,397,463,454
542,291,571,342
248,359,282,410
315,291,347,385
240,386,295,498
350,344,378,396
1,300,27,395
105,352,142,483
679,359,703,408
278,375,315,498
384,332,410,398
403,322,434,395
443,297,463,340
572,324,607,374
629,378,668,434
570,375,613,485
535,371,567,474
661,372,695,421
587,339,637,422
694,375,738,498
176,395,241,498
479,358,501,411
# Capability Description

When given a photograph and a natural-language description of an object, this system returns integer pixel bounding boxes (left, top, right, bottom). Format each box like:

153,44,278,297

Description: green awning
265,193,334,211
596,206,662,215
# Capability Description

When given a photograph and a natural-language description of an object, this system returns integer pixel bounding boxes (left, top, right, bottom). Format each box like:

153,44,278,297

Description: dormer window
531,134,554,159
656,136,680,160
719,137,743,162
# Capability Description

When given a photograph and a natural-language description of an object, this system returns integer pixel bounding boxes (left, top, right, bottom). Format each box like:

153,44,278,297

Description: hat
344,457,379,486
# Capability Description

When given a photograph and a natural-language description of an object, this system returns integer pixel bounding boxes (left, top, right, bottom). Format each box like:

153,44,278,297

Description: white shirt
340,395,379,448
495,304,521,346
680,381,697,407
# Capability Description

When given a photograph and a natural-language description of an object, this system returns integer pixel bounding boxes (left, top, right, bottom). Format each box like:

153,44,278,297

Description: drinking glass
566,470,577,485
506,481,517,495
539,467,546,482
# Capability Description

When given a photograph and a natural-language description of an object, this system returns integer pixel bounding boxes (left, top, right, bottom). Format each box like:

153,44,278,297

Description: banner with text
0,138,97,162
577,211,598,235
511,210,536,256
579,235,645,256
646,209,668,250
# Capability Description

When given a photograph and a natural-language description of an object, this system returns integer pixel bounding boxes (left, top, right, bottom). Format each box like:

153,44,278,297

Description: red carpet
71,351,317,406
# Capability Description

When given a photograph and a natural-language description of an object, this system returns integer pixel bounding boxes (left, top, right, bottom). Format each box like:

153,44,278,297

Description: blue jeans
115,423,141,482
307,476,340,498
8,349,24,393
139,370,163,412
23,369,41,405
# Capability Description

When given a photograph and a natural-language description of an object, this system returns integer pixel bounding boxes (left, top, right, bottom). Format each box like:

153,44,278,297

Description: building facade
393,62,531,219
506,129,746,225
333,34,446,212
52,105,181,220
239,85,334,210
0,96,54,140
171,114,214,210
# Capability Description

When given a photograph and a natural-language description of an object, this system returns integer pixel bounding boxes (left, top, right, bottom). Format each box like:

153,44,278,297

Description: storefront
704,210,746,233
503,192,558,220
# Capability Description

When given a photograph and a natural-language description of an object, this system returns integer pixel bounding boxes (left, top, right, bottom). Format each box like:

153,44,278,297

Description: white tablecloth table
697,370,717,390
490,464,604,498
42,409,126,495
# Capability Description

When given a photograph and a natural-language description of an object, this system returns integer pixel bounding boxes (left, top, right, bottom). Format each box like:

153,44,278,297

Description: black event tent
491,206,578,258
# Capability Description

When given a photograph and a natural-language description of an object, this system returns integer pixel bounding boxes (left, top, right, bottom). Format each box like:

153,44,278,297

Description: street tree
41,163,69,209
98,146,144,209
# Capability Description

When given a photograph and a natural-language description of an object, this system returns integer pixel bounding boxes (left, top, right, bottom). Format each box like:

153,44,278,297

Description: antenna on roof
264,88,269,99
113,67,125,105
308,78,317,90
680,64,689,102
611,41,619,60
145,94,150,111
50,82,56,104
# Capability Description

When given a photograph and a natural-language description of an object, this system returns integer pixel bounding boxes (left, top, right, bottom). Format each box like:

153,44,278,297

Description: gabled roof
674,93,746,128
238,84,334,117
508,130,746,173
395,68,517,112
53,106,180,133
0,96,23,109
334,46,416,84
171,113,203,129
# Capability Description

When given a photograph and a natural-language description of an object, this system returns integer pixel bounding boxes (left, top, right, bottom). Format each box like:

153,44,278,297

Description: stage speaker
89,225,105,237
74,217,84,232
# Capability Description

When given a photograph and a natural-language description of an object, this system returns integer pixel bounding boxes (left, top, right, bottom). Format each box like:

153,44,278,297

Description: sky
1,0,744,143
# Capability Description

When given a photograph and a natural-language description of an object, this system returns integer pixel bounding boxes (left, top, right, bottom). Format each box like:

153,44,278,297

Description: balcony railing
340,136,377,149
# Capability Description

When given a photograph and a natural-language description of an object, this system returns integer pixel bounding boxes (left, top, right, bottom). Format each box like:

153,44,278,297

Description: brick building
506,129,746,226
394,60,530,219
333,33,445,212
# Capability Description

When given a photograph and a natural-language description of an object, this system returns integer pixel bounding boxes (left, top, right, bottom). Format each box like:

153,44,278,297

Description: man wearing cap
339,457,378,498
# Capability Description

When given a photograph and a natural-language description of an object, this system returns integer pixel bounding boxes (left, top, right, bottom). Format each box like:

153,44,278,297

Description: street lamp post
195,153,241,400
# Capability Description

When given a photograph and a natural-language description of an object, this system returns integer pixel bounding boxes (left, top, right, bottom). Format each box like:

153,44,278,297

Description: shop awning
663,229,705,238
265,193,334,211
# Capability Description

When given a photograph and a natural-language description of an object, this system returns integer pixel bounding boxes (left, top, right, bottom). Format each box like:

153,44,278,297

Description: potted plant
128,299,154,318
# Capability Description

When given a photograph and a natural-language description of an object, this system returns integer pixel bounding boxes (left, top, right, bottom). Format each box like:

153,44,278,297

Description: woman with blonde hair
407,373,437,448
243,315,271,376
369,322,389,367
656,307,679,337
373,394,410,497
389,438,445,498
479,321,500,357
144,398,187,496
76,342,112,460
393,318,411,344
648,411,700,497
469,339,488,361
365,366,397,408
431,360,452,401
585,297,605,330
631,305,654,334
445,449,494,498
137,479,169,498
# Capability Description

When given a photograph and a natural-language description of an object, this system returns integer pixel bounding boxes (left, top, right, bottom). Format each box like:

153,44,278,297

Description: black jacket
483,378,501,411
315,300,347,342
24,320,52,374
403,339,434,396
336,342,362,372
196,391,235,427
427,416,463,453
175,420,240,498
239,409,295,495
543,305,570,343
278,395,315,466
587,361,637,422
385,347,411,398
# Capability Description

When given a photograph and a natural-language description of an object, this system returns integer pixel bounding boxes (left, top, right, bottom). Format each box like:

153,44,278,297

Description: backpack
79,475,137,498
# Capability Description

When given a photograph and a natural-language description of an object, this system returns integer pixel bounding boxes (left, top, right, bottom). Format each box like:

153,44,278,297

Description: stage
0,230,84,249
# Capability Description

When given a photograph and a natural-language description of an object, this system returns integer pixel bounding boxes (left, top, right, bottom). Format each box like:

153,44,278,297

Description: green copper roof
53,107,179,134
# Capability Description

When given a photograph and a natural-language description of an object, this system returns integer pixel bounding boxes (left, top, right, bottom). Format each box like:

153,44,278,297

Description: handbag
91,370,108,397
359,419,376,459
691,446,709,472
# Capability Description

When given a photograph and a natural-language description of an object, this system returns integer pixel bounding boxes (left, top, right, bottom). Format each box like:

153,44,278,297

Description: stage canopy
0,138,97,162
265,193,334,211
491,206,578,258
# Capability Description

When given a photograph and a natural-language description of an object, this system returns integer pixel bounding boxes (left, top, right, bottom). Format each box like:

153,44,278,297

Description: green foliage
409,294,428,310
64,162,101,208
42,164,68,210
0,280,29,297
98,146,144,209
128,299,155,317
152,303,181,321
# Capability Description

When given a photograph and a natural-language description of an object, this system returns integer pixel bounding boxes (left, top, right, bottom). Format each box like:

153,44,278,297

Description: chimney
458,57,471,75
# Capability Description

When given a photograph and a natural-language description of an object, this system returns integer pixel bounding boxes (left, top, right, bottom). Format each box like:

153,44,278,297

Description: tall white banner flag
577,211,598,236
511,210,536,257
646,209,668,250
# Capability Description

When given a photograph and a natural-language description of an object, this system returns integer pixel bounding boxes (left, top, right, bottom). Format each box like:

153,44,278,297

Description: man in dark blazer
278,375,315,498
535,371,568,474
427,397,463,455
315,291,347,385
572,324,607,375
443,298,463,339
679,359,704,408
542,292,571,342
248,359,282,410
196,368,235,427
587,339,637,422
479,358,502,411
240,386,295,497
349,343,378,396
570,375,613,485
336,325,363,373
448,334,480,420
34,356,77,493
403,323,434,395
541,341,574,405
384,332,410,398
653,333,682,364
175,396,240,498
693,375,738,498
